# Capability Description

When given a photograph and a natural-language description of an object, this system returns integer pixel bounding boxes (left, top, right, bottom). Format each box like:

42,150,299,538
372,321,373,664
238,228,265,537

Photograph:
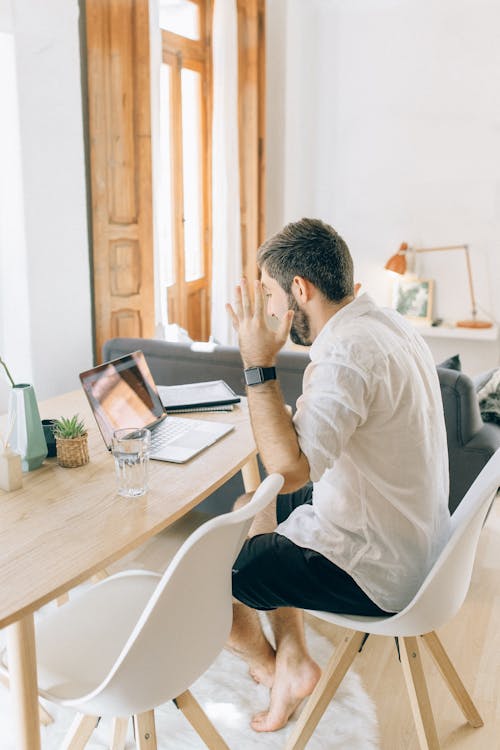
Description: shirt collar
310,293,377,361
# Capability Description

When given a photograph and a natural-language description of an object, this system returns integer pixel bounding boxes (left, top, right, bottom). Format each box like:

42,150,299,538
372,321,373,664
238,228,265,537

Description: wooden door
85,0,155,361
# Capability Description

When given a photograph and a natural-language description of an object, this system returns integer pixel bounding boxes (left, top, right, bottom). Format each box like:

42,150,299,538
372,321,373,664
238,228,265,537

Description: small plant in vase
53,414,89,468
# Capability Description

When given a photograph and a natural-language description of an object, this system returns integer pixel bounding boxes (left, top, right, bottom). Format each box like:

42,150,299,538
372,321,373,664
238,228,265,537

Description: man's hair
257,218,354,302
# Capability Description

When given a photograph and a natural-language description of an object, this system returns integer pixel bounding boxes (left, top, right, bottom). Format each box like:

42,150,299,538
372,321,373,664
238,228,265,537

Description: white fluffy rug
0,621,379,750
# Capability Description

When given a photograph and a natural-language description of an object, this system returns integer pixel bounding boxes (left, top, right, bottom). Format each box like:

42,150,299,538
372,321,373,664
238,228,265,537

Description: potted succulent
53,414,89,468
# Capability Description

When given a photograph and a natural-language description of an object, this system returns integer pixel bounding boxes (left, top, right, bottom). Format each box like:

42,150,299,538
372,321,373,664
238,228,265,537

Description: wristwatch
244,366,277,386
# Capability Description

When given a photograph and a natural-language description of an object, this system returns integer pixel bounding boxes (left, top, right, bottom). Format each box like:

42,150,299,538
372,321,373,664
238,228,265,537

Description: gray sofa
103,337,500,515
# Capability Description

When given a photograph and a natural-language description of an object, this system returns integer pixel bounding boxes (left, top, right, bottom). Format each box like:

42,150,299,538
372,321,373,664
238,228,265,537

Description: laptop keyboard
151,418,192,449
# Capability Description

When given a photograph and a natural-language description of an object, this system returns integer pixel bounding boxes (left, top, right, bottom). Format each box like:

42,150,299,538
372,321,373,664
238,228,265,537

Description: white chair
31,472,284,750
285,449,500,750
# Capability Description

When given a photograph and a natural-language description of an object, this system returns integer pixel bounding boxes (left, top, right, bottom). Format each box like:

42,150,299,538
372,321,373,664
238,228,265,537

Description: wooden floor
307,494,500,750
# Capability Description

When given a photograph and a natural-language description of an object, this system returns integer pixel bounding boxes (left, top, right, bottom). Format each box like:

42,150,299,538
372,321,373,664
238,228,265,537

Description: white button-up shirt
276,293,451,612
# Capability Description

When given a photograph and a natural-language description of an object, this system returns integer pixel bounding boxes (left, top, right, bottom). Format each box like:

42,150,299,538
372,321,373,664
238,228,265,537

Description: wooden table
0,390,259,750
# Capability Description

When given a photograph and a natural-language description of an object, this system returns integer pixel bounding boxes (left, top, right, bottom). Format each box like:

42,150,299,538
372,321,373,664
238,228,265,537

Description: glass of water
111,428,151,498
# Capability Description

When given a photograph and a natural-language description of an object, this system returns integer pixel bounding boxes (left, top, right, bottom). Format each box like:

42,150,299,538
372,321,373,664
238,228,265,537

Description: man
225,217,450,733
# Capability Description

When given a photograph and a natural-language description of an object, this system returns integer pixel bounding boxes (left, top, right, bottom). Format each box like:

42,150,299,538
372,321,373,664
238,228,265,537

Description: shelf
413,323,498,341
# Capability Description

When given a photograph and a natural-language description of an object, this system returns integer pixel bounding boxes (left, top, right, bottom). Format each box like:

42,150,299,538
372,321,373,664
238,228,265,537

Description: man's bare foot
251,652,321,732
227,639,276,688
248,656,275,688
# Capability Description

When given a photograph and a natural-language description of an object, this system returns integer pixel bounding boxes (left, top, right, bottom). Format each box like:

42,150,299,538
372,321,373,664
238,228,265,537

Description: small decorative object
42,419,57,458
53,414,89,468
392,278,433,323
1,354,47,472
385,242,493,328
0,412,23,491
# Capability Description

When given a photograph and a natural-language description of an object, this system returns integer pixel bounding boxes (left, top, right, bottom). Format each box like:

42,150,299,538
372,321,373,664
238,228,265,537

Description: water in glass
112,428,151,498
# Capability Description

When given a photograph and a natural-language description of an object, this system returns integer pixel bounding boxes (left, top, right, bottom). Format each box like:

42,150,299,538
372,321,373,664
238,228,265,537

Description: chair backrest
84,472,284,716
385,449,500,636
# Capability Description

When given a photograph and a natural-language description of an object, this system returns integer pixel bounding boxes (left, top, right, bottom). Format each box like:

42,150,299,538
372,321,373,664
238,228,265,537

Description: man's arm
226,278,311,492
245,380,310,492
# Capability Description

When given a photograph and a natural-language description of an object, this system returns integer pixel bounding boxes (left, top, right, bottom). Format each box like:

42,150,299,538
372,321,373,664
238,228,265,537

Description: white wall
266,0,500,374
0,0,92,412
1,0,498,414
0,25,32,411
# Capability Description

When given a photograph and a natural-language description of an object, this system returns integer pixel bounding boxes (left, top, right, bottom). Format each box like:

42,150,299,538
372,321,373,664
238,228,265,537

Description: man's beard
287,293,312,346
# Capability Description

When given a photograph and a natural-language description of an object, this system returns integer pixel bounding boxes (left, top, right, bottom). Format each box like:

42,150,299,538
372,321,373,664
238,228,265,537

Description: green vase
9,384,48,472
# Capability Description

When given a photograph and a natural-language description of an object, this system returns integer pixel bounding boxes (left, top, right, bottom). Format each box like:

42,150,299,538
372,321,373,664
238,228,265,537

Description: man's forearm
246,380,310,492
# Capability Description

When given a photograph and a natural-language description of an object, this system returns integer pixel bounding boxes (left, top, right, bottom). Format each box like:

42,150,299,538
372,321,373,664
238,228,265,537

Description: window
159,0,212,341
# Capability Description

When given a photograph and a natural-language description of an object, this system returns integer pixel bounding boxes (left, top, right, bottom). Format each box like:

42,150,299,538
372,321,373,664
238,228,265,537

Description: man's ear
291,275,314,303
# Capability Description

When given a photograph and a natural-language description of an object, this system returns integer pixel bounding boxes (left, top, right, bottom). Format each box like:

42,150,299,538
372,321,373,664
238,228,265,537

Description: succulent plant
53,414,87,440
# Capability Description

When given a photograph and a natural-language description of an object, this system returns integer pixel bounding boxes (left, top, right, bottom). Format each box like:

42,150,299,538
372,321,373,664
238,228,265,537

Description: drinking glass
111,428,151,498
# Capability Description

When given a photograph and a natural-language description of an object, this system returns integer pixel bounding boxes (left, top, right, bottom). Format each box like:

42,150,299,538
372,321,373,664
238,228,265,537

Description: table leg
241,454,260,492
6,613,41,750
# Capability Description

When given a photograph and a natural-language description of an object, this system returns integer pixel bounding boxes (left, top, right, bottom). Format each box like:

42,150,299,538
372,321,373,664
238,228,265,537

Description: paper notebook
157,380,241,412
167,404,235,414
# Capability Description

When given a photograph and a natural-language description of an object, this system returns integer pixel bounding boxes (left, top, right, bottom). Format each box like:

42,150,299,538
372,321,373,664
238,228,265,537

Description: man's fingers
278,309,294,342
240,277,252,317
254,279,264,318
225,302,240,331
234,285,244,319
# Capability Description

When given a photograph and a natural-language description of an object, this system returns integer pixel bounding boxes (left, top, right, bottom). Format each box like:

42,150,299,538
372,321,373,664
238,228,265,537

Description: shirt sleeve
293,359,371,483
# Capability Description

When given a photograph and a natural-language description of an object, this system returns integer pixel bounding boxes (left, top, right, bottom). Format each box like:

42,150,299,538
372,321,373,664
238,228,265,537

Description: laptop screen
79,351,164,449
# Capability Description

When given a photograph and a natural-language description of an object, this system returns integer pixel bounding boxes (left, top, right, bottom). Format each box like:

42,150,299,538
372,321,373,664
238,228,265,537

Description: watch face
245,367,263,385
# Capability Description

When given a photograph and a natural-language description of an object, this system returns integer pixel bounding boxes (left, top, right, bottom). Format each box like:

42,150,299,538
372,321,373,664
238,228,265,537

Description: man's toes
250,711,271,732
251,710,287,733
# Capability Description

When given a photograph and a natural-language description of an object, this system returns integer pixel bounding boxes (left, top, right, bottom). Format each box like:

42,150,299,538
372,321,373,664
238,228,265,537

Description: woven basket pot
56,434,89,468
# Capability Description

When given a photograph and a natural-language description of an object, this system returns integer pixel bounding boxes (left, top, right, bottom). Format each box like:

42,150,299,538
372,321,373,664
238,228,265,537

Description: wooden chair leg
421,631,483,728
110,717,129,750
400,636,440,750
284,629,366,750
56,570,109,608
92,569,110,583
133,711,157,750
60,713,99,750
0,670,54,725
175,690,230,750
37,699,54,727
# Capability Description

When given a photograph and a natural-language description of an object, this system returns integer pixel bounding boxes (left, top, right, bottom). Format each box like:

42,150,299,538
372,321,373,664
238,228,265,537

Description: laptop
79,351,234,463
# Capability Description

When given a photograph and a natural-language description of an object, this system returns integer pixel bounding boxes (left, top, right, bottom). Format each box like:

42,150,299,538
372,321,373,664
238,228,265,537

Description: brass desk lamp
385,243,492,329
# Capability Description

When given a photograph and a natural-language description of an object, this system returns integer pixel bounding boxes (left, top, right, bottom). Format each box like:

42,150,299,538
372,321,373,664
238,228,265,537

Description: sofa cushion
437,354,462,372
476,368,500,426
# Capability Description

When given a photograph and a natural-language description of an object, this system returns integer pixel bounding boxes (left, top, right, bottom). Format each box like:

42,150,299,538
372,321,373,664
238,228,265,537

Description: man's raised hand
226,278,293,368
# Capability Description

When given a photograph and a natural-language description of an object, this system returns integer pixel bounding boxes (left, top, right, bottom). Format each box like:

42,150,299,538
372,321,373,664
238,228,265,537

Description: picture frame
392,278,434,323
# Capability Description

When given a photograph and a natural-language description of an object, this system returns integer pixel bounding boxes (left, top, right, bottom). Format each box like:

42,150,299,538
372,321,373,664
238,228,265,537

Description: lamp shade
384,243,408,275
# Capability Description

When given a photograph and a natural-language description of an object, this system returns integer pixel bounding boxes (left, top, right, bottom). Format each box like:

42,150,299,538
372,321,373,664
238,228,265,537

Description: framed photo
393,278,434,323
